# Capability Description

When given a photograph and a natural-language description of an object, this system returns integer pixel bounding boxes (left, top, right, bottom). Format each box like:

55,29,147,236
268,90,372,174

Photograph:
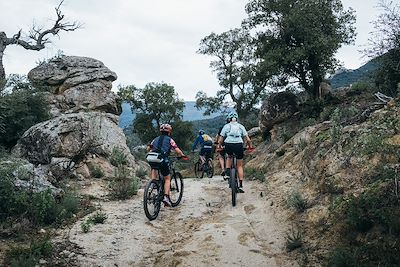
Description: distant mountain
118,101,226,128
329,59,378,89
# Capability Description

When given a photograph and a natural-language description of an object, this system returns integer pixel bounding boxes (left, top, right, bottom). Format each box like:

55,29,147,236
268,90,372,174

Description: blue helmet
198,129,205,135
226,112,238,122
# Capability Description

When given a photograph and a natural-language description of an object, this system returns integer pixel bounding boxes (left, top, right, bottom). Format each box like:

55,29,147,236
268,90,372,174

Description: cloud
0,0,381,100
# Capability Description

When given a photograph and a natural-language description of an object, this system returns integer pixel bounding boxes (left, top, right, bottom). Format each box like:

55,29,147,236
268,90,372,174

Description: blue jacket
192,134,212,151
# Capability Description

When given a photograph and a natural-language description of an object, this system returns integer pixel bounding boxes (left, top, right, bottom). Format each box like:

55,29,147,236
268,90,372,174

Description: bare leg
237,159,244,181
151,169,158,180
164,175,171,195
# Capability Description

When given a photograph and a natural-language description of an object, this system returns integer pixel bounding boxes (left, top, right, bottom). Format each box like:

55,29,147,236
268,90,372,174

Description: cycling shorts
149,160,170,176
225,143,244,159
200,147,213,157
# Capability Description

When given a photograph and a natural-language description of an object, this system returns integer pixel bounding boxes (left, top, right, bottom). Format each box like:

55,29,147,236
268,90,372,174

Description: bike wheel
170,172,184,207
206,159,214,178
194,161,204,179
230,168,238,206
143,180,161,220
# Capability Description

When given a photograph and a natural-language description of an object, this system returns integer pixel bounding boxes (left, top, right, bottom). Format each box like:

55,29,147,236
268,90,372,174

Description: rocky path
66,177,298,267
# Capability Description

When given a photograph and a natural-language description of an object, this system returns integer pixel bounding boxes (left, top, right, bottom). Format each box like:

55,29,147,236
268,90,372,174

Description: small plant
327,247,358,267
5,236,53,267
244,167,265,182
88,211,107,224
287,190,308,212
285,228,303,251
297,138,308,152
109,165,139,199
90,165,104,178
136,166,148,179
276,149,286,157
329,108,342,142
80,220,92,233
110,147,128,166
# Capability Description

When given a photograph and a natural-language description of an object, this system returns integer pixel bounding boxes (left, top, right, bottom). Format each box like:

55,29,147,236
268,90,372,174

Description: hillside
329,58,378,89
118,101,225,128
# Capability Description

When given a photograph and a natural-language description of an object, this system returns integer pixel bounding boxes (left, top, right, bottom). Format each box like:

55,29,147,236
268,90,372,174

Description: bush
285,228,303,251
88,211,107,224
244,167,265,182
89,165,104,178
287,190,308,212
328,247,358,267
109,165,139,199
5,236,53,267
110,147,128,167
0,75,50,149
136,166,148,179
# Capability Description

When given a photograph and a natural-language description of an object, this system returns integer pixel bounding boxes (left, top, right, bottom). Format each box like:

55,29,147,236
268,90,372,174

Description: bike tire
143,180,161,220
230,168,237,206
170,172,184,207
194,161,204,179
207,159,214,178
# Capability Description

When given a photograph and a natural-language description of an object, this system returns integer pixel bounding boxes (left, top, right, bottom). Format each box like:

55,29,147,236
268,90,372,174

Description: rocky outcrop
12,56,135,193
13,112,134,166
28,56,120,117
259,91,298,132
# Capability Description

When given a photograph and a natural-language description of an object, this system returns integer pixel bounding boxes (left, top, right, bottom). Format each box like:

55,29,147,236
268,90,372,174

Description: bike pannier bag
146,152,164,163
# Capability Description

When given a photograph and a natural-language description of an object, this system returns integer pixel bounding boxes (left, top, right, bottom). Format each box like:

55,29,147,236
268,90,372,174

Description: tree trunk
0,41,6,86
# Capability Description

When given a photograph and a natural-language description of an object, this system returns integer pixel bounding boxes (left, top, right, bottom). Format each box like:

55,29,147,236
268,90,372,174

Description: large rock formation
259,91,298,132
12,56,135,193
28,56,121,117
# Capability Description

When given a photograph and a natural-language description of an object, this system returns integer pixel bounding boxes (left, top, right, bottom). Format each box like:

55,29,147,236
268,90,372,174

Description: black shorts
149,160,170,176
200,147,212,157
224,143,244,159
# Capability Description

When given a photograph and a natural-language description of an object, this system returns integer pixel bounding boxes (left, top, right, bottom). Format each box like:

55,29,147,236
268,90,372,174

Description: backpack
146,135,170,163
226,123,242,138
202,134,213,145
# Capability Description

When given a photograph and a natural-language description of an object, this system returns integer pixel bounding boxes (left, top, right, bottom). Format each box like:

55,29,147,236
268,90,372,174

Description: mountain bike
143,156,186,220
194,152,214,179
228,147,253,207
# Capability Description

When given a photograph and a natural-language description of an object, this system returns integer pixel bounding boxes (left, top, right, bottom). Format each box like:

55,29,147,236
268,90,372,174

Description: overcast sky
1,0,382,100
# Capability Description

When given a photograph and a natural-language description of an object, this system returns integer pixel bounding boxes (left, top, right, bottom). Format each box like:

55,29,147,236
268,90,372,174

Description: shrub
136,166,148,179
89,165,104,178
88,211,107,224
327,247,358,267
244,167,265,182
5,236,53,267
80,220,91,233
276,149,286,157
0,75,50,149
110,147,128,166
285,228,303,251
287,190,308,212
109,165,139,199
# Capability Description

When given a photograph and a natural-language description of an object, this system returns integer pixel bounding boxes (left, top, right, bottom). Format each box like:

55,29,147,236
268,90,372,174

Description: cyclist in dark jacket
147,123,186,207
191,129,213,164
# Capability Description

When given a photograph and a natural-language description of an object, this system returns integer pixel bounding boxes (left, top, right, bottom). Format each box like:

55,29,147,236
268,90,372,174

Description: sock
239,180,243,187
226,168,230,175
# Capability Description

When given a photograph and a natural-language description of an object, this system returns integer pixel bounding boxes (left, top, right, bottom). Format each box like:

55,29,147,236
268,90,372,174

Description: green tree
0,74,50,149
171,120,194,151
196,28,271,123
365,0,400,96
244,0,356,98
118,82,185,143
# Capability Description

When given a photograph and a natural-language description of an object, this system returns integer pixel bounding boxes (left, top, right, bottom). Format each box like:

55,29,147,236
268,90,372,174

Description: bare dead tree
0,0,81,85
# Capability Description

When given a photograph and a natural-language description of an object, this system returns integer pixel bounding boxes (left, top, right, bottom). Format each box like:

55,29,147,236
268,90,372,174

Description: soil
64,176,298,267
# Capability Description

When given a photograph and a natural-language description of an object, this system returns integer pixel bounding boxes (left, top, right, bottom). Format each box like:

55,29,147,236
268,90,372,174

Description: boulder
12,112,134,167
28,56,120,116
259,91,298,132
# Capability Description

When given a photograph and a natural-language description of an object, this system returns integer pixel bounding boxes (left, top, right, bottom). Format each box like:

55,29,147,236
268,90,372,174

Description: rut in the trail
66,177,298,267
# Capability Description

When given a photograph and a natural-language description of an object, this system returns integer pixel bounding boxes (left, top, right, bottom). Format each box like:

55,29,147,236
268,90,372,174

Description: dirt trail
66,177,298,267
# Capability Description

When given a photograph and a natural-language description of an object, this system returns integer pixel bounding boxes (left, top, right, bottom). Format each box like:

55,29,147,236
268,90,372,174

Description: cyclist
147,123,187,207
191,129,213,165
215,118,230,177
217,112,253,193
